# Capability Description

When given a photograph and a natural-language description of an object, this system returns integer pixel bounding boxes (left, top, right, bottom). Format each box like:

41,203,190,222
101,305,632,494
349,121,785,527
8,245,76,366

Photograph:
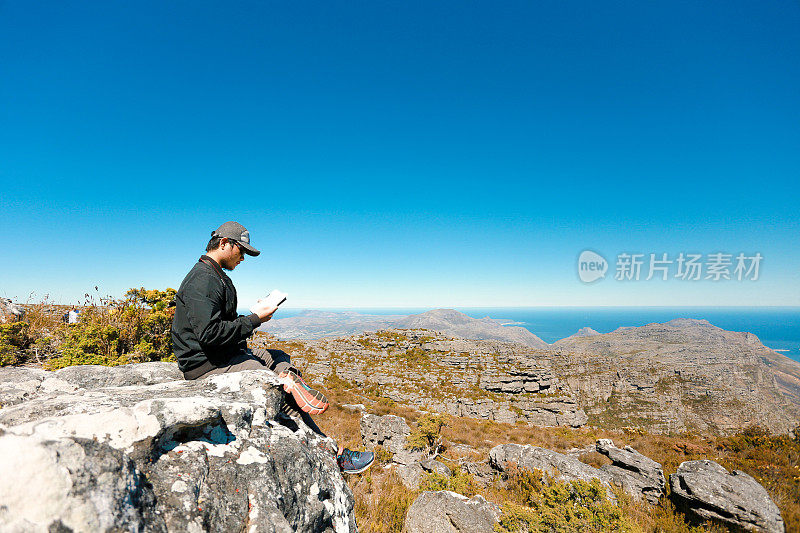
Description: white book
250,289,288,313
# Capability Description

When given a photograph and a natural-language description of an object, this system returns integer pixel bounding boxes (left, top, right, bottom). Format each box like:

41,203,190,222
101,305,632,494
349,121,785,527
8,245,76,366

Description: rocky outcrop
489,441,669,505
0,364,356,532
489,443,615,491
404,491,500,533
551,318,800,435
596,439,665,504
360,413,412,455
360,413,446,489
360,413,423,465
669,460,785,533
259,317,800,436
273,330,588,431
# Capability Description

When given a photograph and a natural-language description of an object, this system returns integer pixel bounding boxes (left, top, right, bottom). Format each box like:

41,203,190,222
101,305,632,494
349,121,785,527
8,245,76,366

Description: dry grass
349,469,417,533
307,371,800,533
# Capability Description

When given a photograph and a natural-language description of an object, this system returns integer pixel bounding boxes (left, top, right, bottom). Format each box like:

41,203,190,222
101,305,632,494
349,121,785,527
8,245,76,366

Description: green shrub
374,445,394,465
419,468,479,497
45,287,175,370
495,466,629,533
0,322,29,366
406,413,448,453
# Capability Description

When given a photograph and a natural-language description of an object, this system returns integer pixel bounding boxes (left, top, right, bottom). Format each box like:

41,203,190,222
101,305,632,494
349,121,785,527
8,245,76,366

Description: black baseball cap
212,221,261,256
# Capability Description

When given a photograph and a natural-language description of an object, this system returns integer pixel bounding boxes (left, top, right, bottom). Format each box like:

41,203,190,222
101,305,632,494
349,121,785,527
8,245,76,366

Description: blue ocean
272,307,800,363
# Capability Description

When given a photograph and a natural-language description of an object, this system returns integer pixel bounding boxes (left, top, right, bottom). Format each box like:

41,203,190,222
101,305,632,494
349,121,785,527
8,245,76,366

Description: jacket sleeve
183,274,261,349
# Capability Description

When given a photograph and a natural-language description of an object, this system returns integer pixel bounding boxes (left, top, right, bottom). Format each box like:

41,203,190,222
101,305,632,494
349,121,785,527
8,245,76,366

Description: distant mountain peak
399,309,549,348
573,327,601,337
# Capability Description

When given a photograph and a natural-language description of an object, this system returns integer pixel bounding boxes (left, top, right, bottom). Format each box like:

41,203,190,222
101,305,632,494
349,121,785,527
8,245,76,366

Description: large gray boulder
360,413,423,465
0,435,159,532
596,438,665,504
404,491,500,533
0,365,356,532
360,413,411,454
669,460,784,533
489,443,614,491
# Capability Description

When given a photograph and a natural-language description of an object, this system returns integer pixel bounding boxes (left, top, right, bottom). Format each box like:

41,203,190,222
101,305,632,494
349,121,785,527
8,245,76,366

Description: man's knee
252,347,298,375
228,356,270,373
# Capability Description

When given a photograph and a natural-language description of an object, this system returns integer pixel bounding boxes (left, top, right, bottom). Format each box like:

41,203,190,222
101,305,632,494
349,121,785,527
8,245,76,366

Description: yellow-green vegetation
406,412,449,452
419,468,479,496
0,322,29,366
494,466,630,533
1,288,176,369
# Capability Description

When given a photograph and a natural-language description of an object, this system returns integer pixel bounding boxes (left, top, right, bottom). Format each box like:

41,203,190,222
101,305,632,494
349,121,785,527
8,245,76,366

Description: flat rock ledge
0,363,357,533
669,460,784,533
404,491,500,533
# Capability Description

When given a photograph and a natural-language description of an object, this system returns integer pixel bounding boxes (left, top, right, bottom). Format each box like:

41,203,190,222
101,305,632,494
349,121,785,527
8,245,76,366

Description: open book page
250,289,288,314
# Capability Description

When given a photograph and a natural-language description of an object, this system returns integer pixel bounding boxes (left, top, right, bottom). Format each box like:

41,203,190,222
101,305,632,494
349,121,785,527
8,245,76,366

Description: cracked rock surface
404,491,500,533
0,363,356,533
489,443,615,491
596,438,666,505
669,460,784,533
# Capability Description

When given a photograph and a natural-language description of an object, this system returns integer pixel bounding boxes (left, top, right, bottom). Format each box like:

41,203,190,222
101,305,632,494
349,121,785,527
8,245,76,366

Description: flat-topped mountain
260,308,548,348
397,309,548,348
259,309,404,339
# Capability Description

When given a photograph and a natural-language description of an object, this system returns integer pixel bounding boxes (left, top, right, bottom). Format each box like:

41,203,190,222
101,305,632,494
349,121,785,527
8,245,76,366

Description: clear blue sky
2,1,798,308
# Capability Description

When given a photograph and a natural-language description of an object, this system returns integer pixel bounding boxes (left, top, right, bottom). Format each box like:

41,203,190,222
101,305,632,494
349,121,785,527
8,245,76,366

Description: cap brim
239,242,260,256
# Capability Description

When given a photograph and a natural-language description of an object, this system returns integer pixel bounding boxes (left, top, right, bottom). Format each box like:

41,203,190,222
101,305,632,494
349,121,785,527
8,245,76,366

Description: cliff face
261,318,800,436
0,363,356,533
551,319,800,434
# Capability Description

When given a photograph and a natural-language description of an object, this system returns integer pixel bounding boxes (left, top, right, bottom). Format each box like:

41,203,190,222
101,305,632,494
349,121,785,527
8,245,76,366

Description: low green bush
0,322,30,366
496,466,630,532
43,287,176,370
406,412,448,453
419,468,479,497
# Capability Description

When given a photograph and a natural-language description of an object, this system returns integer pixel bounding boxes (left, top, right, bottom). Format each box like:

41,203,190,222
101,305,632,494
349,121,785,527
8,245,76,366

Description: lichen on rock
0,363,357,532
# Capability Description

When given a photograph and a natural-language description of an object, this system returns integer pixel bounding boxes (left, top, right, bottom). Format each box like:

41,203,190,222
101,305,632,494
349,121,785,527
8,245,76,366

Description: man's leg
200,351,270,377
250,349,373,473
250,347,293,374
251,348,329,415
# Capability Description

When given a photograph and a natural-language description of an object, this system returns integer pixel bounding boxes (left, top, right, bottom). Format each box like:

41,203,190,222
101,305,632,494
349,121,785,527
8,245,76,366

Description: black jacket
171,256,261,378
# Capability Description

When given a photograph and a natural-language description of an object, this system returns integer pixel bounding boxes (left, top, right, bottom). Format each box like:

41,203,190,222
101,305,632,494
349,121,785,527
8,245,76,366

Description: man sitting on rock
171,221,374,474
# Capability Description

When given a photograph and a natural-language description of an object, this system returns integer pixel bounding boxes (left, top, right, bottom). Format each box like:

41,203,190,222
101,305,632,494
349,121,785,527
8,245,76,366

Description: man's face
220,239,245,271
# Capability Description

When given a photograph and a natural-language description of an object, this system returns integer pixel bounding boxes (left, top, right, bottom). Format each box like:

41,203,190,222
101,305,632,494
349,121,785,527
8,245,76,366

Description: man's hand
251,301,279,323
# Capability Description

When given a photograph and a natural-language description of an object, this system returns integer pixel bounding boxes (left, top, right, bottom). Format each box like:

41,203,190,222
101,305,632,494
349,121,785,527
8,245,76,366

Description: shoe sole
280,371,329,415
